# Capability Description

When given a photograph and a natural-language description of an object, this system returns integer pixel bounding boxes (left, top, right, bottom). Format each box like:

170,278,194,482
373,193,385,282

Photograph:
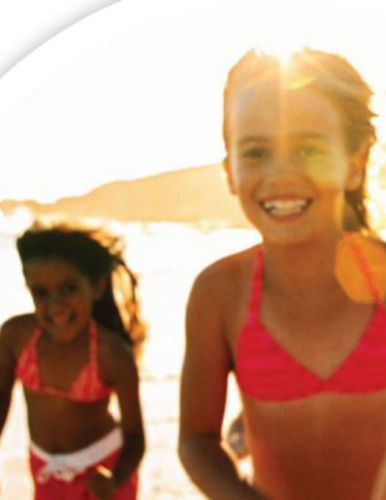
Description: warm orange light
335,233,386,303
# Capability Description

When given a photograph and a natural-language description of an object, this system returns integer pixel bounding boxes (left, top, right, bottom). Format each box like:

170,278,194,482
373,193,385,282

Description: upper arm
179,265,232,441
101,338,144,438
0,320,18,394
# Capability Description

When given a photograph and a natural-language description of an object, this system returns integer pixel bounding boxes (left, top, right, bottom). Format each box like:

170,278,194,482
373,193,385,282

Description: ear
223,156,236,195
93,276,107,301
345,151,367,192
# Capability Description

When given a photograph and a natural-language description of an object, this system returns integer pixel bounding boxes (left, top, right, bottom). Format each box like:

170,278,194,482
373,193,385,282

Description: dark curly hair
17,221,146,359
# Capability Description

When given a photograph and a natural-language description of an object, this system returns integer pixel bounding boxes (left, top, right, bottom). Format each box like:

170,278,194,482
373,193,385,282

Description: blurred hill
0,164,251,228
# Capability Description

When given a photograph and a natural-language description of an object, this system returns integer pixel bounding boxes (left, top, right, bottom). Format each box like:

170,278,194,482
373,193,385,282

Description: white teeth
262,199,309,216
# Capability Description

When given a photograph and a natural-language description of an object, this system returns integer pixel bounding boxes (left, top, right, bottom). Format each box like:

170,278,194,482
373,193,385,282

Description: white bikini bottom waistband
30,427,123,483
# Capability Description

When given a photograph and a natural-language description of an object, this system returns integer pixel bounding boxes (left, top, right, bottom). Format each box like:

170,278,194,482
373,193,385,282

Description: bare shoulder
186,245,259,357
96,326,137,386
191,245,258,297
187,246,257,325
0,313,37,353
97,326,133,362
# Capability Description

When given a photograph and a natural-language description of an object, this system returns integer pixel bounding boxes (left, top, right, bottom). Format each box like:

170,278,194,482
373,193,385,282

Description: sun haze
0,0,385,203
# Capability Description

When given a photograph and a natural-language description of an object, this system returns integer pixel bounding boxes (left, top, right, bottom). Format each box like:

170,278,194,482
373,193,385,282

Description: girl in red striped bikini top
0,222,146,498
179,46,386,500
15,319,110,402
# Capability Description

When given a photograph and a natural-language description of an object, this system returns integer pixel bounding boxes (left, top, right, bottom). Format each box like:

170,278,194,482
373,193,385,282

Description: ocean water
0,217,259,498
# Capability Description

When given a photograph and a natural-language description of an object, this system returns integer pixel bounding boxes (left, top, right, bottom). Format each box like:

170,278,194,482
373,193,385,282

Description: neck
262,234,344,299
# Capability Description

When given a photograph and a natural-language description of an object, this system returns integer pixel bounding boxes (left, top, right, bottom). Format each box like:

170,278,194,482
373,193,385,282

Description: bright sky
1,0,386,202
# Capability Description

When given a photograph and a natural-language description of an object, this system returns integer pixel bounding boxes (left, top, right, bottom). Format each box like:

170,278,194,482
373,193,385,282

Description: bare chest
37,337,90,390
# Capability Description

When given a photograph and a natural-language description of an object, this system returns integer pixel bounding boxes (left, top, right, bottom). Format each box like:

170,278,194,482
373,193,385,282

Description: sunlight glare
1,0,386,203
254,39,303,66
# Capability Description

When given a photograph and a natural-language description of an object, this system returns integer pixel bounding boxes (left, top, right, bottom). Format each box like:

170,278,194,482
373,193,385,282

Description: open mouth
50,313,74,330
259,198,313,217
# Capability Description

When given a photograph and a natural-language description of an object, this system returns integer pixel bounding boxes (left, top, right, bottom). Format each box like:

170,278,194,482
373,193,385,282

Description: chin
47,322,86,342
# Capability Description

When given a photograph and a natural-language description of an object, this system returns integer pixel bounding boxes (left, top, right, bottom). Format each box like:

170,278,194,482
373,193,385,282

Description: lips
49,313,74,329
259,198,313,216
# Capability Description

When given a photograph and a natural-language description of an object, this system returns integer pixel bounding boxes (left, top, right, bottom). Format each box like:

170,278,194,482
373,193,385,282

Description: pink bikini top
235,246,386,401
15,320,112,402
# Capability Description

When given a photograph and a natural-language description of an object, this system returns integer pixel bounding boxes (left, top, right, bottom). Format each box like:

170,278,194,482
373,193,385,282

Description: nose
259,149,309,196
266,150,300,179
45,292,67,311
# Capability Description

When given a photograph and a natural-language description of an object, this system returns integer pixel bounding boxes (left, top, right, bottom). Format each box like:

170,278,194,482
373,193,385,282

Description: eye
61,282,81,296
295,144,326,159
30,286,48,301
242,147,271,160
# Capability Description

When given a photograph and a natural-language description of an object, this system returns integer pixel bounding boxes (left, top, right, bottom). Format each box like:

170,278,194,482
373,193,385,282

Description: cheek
33,303,43,313
228,164,255,193
301,155,349,190
75,293,95,309
32,302,47,320
31,296,44,309
228,148,257,185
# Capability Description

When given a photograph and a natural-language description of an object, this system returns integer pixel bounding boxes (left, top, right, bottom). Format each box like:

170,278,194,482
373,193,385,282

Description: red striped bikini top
235,245,386,401
15,320,112,402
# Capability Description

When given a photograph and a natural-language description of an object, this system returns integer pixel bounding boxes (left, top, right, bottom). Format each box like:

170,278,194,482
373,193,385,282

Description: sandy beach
0,221,258,499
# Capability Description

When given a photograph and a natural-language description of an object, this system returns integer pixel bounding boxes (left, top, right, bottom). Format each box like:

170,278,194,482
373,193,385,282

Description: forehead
230,77,343,142
23,257,86,282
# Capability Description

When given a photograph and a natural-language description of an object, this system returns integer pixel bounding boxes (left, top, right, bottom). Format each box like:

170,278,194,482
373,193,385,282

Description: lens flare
335,233,386,303
253,40,303,66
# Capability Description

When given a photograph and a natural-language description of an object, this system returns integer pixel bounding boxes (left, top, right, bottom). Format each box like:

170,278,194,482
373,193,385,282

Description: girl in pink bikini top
0,221,146,498
235,241,386,402
179,46,386,500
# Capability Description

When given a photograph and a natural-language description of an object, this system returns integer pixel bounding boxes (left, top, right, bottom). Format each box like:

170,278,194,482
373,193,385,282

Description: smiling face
24,257,102,342
225,77,363,245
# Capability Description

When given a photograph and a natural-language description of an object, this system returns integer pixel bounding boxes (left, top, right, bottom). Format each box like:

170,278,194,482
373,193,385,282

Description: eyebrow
29,285,45,291
237,135,271,145
237,132,330,145
27,277,81,288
